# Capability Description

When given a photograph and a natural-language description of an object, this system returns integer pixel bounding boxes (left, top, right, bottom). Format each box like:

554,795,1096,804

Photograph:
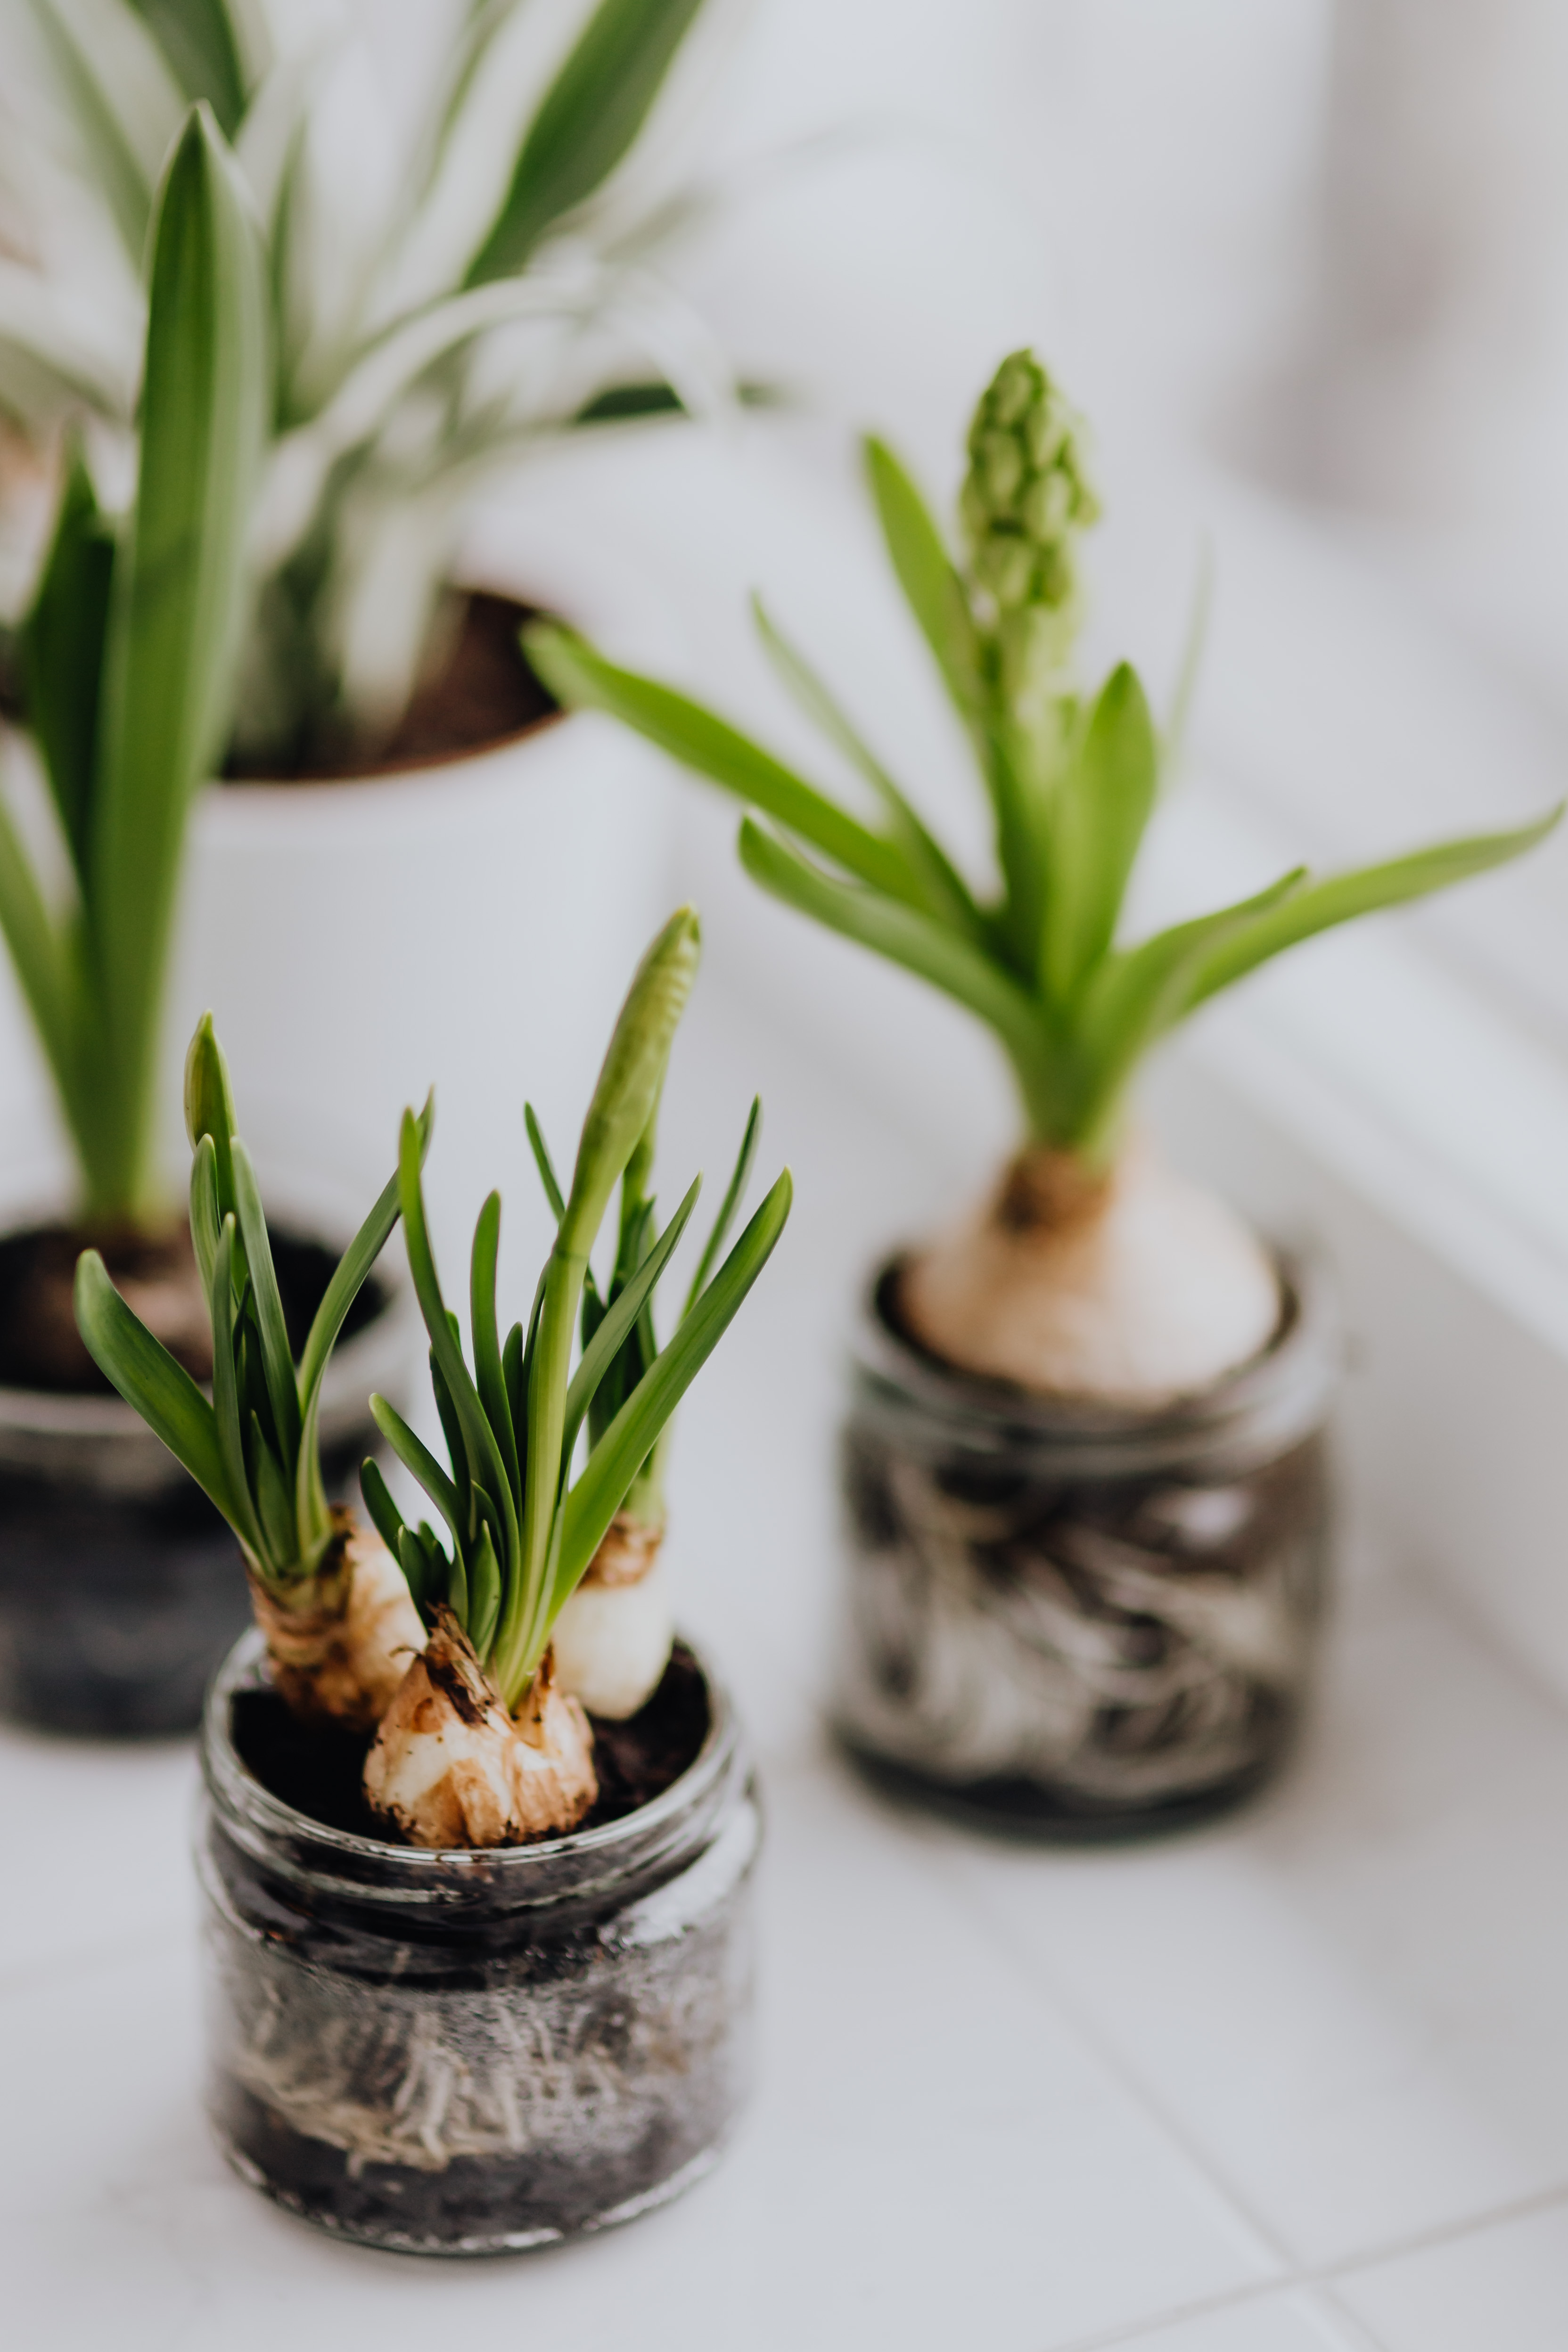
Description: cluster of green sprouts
360,910,790,1715
74,1018,418,1602
528,350,1558,1169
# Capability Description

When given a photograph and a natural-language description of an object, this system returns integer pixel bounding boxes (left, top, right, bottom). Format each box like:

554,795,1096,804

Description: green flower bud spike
961,349,1100,709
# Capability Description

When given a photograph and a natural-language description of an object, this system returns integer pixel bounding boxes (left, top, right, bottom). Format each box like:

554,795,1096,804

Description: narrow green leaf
208,1220,266,1564
89,102,269,1220
524,624,922,903
128,0,248,135
470,1190,520,1505
0,787,79,1117
188,1133,222,1297
1162,544,1212,773
359,1456,408,1562
739,818,1054,1103
17,448,114,884
447,1545,469,1633
247,1410,296,1562
1043,664,1159,1001
751,595,988,942
182,1012,238,1207
27,0,168,260
397,1109,519,1570
683,1096,759,1312
231,1138,302,1468
468,1517,502,1658
562,1175,700,1460
369,1392,466,1559
502,1318,526,1473
465,0,705,283
397,1524,436,1620
524,1101,566,1221
74,1250,234,1520
862,434,980,722
556,1170,793,1604
1177,810,1566,1014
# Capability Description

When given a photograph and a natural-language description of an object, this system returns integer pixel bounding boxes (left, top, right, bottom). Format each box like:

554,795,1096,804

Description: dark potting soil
0,1221,382,1396
227,591,558,783
231,1640,711,1844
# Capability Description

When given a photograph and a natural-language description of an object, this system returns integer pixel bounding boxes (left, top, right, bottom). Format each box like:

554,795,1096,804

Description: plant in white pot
0,102,405,1736
0,0,751,1279
80,907,793,2252
528,348,1560,1836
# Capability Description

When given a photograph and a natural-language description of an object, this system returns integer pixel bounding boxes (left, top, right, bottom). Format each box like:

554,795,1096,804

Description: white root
552,1514,673,1721
901,1137,1280,1406
363,1615,598,1849
251,1518,424,1733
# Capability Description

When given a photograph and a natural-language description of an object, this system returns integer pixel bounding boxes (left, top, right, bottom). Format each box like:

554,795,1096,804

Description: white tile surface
1104,2288,1375,2352
1335,2201,1568,2350
0,1725,197,1982
934,1569,1568,2271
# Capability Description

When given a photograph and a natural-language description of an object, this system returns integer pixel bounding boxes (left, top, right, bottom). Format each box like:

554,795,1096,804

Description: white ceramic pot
172,708,673,1307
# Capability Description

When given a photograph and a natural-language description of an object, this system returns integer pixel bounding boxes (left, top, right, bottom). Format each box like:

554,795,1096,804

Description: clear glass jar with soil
198,1627,760,2255
834,1252,1337,1840
0,1166,412,1739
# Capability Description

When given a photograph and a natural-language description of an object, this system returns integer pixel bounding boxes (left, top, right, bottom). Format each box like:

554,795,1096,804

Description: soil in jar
0,1221,385,1394
231,1639,712,1841
226,591,558,784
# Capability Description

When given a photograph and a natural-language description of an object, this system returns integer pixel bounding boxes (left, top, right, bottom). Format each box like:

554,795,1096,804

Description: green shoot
361,911,792,1713
74,1015,426,1597
526,349,1561,1169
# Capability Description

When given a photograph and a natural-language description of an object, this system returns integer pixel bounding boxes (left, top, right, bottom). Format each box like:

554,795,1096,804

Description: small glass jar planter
835,1253,1337,1840
197,1630,760,2254
0,1229,407,1740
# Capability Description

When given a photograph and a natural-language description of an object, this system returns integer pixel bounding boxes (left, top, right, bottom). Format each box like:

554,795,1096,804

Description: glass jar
197,1630,761,2254
834,1253,1337,1840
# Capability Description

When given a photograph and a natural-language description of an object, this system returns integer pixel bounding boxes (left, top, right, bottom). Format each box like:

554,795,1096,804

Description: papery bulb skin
900,1139,1281,1407
250,1518,424,1733
362,1617,597,1849
552,1513,673,1721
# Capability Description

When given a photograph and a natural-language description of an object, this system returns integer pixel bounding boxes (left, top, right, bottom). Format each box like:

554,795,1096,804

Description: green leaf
247,1410,296,1562
182,1012,238,1207
683,1096,759,1312
524,624,922,904
74,1249,235,1521
1071,868,1309,1148
556,1170,792,1606
188,1133,222,1297
465,0,706,283
231,1138,302,1469
26,0,172,262
524,1102,566,1221
369,1392,466,1559
468,1516,502,1657
1177,810,1566,1014
17,448,114,885
88,103,270,1221
470,1190,520,1506
396,1523,436,1621
0,788,80,1127
562,1175,701,1461
738,819,1055,1111
128,0,248,135
862,434,980,722
397,1108,519,1570
750,595,988,942
359,1456,407,1562
207,1219,266,1565
1042,664,1159,1002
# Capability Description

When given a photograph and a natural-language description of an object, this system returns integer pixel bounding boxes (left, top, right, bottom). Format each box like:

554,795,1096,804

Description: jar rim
851,1245,1338,1477
201,1628,742,1912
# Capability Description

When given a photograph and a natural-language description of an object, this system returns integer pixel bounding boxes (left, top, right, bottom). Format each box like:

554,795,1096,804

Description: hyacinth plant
1,0,740,765
528,350,1560,1405
0,103,264,1244
359,907,791,1849
74,1016,427,1730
